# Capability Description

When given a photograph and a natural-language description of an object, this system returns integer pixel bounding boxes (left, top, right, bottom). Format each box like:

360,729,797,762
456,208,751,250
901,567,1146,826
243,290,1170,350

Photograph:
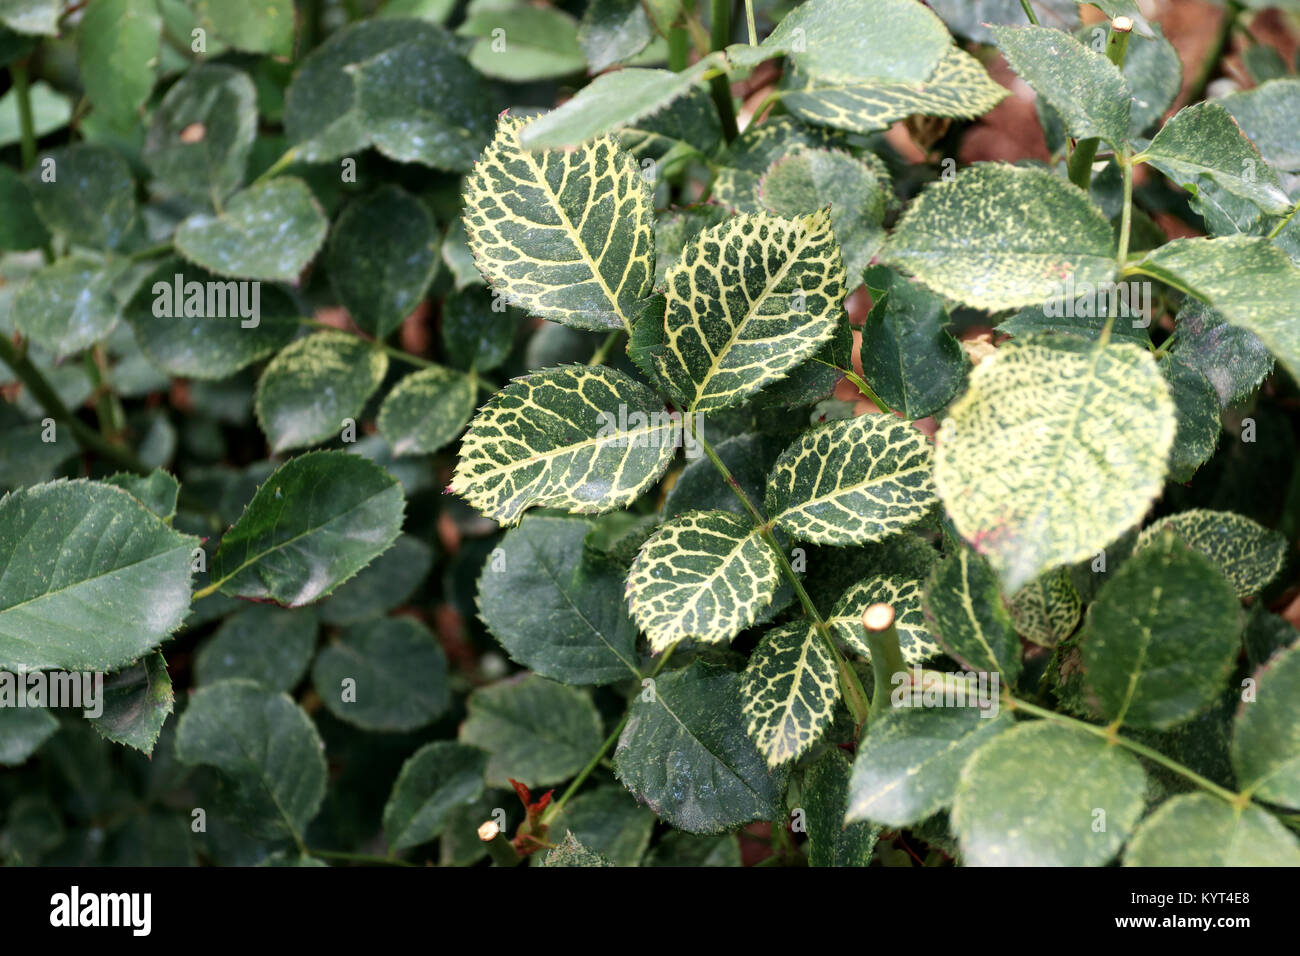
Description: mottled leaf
742,621,840,767
1134,509,1286,599
377,365,476,457
924,547,1021,681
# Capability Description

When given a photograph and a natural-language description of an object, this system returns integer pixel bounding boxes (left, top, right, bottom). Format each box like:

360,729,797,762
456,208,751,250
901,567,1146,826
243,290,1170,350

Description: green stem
1018,0,1039,26
861,605,907,721
298,318,441,371
1067,18,1133,191
1267,202,1298,240
811,359,894,415
84,345,127,441
11,61,37,171
541,713,631,826
587,330,622,366
689,418,871,727
126,240,175,262
668,26,690,71
709,0,739,142
744,0,757,45
1116,148,1134,272
1005,694,1246,806
0,335,150,474
253,146,298,185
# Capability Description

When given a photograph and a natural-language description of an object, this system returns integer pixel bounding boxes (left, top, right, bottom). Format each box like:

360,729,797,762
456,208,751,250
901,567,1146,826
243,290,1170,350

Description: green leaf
208,450,405,607
644,831,741,866
316,533,432,625
579,0,653,72
924,547,1021,682
781,47,1008,136
77,0,160,133
519,58,721,150
1007,568,1081,646
628,510,781,652
464,115,654,332
458,6,585,81
255,331,388,453
758,146,887,282
195,604,318,691
828,575,938,663
12,258,124,359
285,20,492,170
1221,77,1300,172
0,164,46,250
741,621,840,767
440,287,518,373
1137,102,1292,215
450,365,677,524
805,748,878,866
175,177,328,282
1080,529,1241,730
883,164,1116,311
185,0,292,54
615,661,786,833
313,617,450,732
1118,21,1181,137
0,0,57,35
933,336,1176,592
1132,237,1300,386
1125,793,1300,866
766,414,936,547
858,271,967,419
952,721,1147,866
1160,355,1221,483
0,480,196,672
459,674,604,788
0,706,58,766
846,706,1013,827
376,365,477,457
712,116,849,213
174,679,326,840
143,64,257,205
0,79,69,147
1134,510,1286,599
104,468,179,522
29,144,136,251
1232,643,1300,809
382,742,488,851
655,210,845,412
927,0,1079,44
89,653,173,755
537,831,613,866
478,515,640,685
122,259,300,379
991,24,1129,148
1169,299,1272,409
558,785,656,866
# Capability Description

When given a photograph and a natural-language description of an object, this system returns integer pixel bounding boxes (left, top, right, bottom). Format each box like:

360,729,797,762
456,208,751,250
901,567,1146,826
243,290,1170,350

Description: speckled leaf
558,786,656,866
991,25,1129,148
185,0,293,55
654,210,844,412
459,675,604,788
766,414,936,547
175,177,327,282
89,652,173,754
1125,793,1300,866
1169,299,1272,409
1135,510,1286,599
77,0,160,133
1007,568,1081,646
464,115,653,332
933,336,1175,593
174,679,326,840
847,706,1013,827
327,186,440,338
1132,237,1300,386
0,707,57,766
478,515,640,685
12,258,124,359
579,0,652,72
782,47,1008,136
615,661,785,833
122,259,299,380
104,469,179,522
383,742,488,851
805,748,878,866
143,64,256,205
537,831,613,866
1231,644,1300,809
1221,77,1300,172
924,548,1021,681
828,575,938,663
952,721,1147,866
0,480,195,673
255,332,388,453
312,617,450,732
450,365,677,524
1080,531,1241,731
195,604,318,691
377,365,476,457
628,510,781,652
458,6,584,82
742,621,840,766
1161,356,1221,483
207,451,405,607
884,164,1116,311
712,117,849,213
29,144,135,251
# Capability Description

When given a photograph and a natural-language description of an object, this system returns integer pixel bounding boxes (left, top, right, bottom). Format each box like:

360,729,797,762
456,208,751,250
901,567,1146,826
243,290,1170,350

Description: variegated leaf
828,575,938,664
934,336,1176,592
766,414,936,546
882,163,1116,311
711,116,850,214
450,365,678,524
1008,568,1082,646
742,621,840,767
1134,509,1286,599
650,210,845,413
924,547,1022,681
627,510,781,652
462,114,654,332
781,48,1009,136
